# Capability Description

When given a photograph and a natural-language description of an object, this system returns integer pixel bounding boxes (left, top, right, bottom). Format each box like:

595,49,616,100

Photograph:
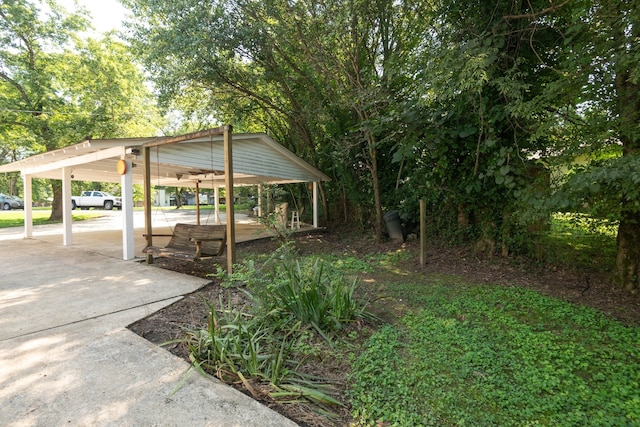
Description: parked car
0,194,24,210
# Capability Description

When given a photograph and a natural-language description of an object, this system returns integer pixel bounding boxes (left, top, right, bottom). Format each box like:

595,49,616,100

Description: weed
259,210,296,244
208,260,268,288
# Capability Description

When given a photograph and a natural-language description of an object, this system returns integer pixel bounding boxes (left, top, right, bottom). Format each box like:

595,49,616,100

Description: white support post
62,167,73,246
257,184,263,218
23,174,33,238
313,182,318,228
121,157,135,260
143,146,153,250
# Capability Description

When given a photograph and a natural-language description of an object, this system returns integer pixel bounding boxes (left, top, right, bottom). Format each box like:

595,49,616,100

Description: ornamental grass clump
179,256,373,415
182,294,342,411
258,259,373,337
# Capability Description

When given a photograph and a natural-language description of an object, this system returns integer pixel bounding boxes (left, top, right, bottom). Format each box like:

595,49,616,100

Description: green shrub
182,295,342,409
186,296,278,381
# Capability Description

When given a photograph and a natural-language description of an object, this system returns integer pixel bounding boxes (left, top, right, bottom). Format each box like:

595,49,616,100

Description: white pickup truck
71,191,122,210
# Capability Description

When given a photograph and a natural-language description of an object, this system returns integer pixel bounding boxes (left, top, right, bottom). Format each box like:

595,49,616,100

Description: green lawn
347,216,638,426
350,279,640,426
0,209,104,228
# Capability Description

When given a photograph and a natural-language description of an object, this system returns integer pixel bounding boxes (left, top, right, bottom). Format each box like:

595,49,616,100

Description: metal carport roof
0,131,330,187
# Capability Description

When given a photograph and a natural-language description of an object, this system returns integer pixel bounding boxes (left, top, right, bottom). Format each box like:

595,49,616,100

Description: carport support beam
224,125,236,273
143,146,153,249
214,186,220,224
23,174,33,238
195,180,201,225
313,182,318,228
62,167,73,246
121,154,135,260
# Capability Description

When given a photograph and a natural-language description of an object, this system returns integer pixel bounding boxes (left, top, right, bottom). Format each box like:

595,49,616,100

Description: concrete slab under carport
45,221,279,260
0,209,282,260
0,231,297,425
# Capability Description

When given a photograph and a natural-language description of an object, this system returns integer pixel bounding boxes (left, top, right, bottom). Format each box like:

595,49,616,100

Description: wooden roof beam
142,126,228,148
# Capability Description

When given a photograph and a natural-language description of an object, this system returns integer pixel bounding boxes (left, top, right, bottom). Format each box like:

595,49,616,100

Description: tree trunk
175,188,183,209
369,141,383,243
614,212,640,292
48,180,63,222
612,14,640,290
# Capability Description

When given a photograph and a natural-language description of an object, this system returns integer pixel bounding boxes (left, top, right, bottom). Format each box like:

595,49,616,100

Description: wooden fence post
420,199,427,267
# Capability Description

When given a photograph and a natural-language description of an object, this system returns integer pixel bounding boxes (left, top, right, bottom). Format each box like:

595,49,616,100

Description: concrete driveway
0,225,296,426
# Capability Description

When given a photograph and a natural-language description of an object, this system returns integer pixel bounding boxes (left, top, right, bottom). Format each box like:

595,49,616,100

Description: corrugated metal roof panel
0,132,329,186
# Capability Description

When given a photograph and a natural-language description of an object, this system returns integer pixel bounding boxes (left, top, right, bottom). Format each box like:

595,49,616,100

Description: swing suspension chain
154,145,173,233
204,136,216,225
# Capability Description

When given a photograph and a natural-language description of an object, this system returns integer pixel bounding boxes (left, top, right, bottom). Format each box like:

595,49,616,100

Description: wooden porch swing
141,126,236,268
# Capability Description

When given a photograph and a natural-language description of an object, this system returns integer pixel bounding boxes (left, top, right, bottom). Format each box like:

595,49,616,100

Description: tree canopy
0,0,160,216
2,0,638,290
121,0,639,290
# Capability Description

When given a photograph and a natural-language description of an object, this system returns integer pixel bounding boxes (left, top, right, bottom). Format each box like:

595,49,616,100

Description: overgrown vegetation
118,0,640,289
532,213,618,272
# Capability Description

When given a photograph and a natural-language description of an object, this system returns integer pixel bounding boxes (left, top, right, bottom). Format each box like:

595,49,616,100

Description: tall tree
123,0,417,240
611,5,640,291
0,0,86,217
387,0,572,254
553,0,640,290
0,0,159,219
395,0,640,290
